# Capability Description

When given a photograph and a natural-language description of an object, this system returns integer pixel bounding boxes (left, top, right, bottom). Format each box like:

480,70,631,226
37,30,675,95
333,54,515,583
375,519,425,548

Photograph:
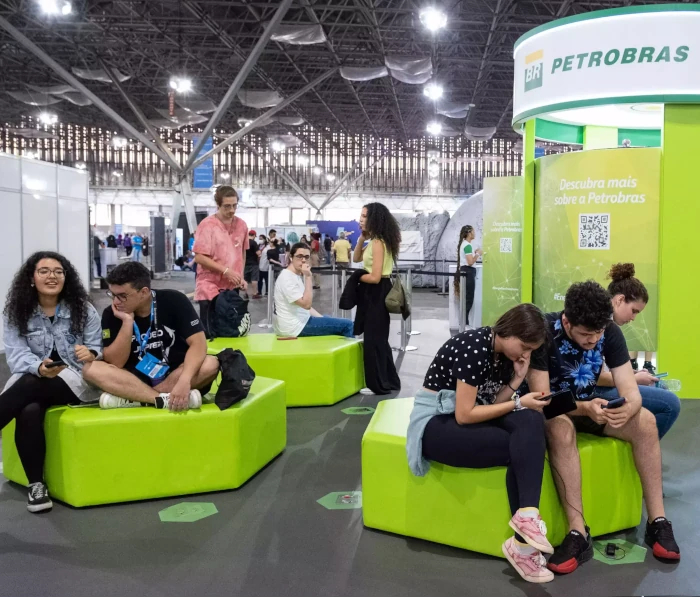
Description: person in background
117,233,123,248
142,236,149,259
324,234,333,264
278,237,289,267
300,234,310,248
455,225,483,328
525,281,680,572
131,233,144,262
123,234,132,257
244,230,262,300
193,186,248,336
407,304,554,583
274,243,354,338
188,234,195,253
310,232,321,290
598,263,680,438
334,232,351,270
93,230,104,278
266,230,283,271
1,251,102,513
353,202,402,395
258,234,270,296
106,233,117,249
83,262,219,411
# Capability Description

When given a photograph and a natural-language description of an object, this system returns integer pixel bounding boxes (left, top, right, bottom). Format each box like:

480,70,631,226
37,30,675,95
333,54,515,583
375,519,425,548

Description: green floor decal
592,539,647,566
341,407,375,415
159,502,218,523
317,491,363,510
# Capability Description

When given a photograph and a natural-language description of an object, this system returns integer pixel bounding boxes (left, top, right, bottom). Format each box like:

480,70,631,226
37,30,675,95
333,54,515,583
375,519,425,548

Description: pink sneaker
509,511,554,554
502,536,554,583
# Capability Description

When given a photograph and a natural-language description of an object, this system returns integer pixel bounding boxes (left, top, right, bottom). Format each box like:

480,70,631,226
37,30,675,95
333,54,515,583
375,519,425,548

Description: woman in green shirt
353,203,402,395
455,225,482,327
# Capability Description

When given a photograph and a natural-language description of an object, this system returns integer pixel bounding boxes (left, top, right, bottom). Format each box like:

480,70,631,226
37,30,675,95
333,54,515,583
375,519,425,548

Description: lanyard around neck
133,293,156,358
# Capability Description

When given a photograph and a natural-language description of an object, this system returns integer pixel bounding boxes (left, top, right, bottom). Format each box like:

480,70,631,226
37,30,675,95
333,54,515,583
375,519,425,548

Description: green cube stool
2,376,286,507
362,398,643,558
208,334,364,407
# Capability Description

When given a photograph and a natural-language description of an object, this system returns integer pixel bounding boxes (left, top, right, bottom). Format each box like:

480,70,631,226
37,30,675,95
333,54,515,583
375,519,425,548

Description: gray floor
0,272,698,596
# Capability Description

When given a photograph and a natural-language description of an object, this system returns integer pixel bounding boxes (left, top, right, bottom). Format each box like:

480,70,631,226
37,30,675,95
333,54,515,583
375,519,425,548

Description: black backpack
215,348,255,409
208,290,251,339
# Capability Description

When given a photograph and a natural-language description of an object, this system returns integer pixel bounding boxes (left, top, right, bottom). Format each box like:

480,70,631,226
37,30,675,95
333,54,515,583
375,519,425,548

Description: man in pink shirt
193,186,249,336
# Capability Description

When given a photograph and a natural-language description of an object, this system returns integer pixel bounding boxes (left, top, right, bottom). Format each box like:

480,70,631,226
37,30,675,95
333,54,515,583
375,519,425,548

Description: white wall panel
0,190,23,351
58,197,90,287
58,166,88,199
22,193,58,256
0,154,21,191
21,159,57,196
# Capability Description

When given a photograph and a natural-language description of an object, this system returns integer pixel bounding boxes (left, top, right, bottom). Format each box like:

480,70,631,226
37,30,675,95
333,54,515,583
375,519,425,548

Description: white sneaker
99,392,142,409
158,389,202,410
359,387,376,396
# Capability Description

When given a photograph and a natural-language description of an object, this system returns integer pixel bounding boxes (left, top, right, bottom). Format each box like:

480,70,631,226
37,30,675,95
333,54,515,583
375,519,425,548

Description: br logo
524,49,544,92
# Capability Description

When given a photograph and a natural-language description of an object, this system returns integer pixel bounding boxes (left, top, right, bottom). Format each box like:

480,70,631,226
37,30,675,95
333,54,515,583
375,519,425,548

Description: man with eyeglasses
524,280,680,572
273,243,354,339
193,185,249,336
82,262,219,411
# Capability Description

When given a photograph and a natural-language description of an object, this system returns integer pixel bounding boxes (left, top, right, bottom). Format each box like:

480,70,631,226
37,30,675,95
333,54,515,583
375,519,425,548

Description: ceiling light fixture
426,121,442,135
75,161,87,170
220,171,231,180
429,179,439,189
419,7,447,32
296,155,310,166
169,77,192,94
112,169,123,178
39,0,71,15
38,112,58,125
325,173,336,182
423,83,444,101
112,136,127,148
313,166,323,175
24,151,39,159
270,141,285,152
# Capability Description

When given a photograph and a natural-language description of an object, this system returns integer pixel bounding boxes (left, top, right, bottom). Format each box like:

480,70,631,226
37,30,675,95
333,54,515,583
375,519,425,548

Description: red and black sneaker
645,517,681,561
547,528,593,574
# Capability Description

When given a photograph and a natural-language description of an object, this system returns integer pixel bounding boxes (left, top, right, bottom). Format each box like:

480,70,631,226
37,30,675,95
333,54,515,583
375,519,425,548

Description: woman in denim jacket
1,251,102,513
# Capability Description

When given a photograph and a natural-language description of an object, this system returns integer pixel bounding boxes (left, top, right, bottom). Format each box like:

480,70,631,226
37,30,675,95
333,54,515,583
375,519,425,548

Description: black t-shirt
423,327,515,405
529,311,630,399
266,241,281,263
246,239,259,265
101,289,203,375
324,238,332,251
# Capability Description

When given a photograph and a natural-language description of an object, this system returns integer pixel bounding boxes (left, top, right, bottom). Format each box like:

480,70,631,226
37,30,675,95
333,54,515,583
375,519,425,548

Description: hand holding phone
39,358,66,378
603,397,626,410
542,389,578,420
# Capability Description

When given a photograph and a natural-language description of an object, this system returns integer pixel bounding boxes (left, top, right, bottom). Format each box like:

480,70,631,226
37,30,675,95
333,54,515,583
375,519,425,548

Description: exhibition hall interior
0,0,699,596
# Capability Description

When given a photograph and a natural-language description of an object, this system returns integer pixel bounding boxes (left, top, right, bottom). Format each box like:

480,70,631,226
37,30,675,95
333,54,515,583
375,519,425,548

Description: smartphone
44,360,66,368
654,372,668,379
542,389,577,420
604,397,626,410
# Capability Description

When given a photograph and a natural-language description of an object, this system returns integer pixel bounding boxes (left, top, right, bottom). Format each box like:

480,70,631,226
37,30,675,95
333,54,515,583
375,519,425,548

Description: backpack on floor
210,289,251,339
215,348,255,410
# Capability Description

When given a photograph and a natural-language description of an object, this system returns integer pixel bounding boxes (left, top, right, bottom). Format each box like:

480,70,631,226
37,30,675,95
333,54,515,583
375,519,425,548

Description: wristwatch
513,395,523,411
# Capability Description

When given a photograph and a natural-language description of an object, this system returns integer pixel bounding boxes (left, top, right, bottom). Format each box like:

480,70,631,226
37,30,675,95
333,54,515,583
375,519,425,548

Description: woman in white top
455,225,482,327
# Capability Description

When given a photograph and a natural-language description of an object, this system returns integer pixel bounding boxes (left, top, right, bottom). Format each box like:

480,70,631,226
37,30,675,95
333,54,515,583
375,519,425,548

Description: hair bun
608,262,635,281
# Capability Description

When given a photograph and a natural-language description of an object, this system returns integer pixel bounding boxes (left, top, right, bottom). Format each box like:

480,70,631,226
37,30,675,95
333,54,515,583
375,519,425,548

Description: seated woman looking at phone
406,304,556,584
1,251,102,514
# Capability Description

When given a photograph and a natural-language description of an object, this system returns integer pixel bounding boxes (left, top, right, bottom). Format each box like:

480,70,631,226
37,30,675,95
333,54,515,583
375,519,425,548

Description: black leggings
259,271,268,295
459,266,477,326
0,374,77,484
422,409,547,517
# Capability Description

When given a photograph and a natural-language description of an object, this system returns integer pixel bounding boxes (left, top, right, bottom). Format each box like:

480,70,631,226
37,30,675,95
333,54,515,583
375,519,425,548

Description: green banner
533,148,660,351
482,177,525,325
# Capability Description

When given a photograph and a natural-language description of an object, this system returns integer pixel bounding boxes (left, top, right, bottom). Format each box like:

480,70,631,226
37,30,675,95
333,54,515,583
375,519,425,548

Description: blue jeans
133,248,141,262
594,385,681,439
299,315,354,338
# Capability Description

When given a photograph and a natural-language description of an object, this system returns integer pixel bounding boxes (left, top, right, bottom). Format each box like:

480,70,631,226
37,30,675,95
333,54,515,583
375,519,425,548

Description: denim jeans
299,315,354,338
594,384,681,439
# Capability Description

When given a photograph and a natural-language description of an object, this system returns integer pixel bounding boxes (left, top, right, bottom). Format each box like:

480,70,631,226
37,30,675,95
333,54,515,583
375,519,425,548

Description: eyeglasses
36,268,65,278
106,289,140,303
294,254,311,261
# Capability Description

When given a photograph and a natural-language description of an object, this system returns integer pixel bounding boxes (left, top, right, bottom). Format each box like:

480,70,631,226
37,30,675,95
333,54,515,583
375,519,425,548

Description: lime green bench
2,376,286,507
362,398,643,558
207,334,364,407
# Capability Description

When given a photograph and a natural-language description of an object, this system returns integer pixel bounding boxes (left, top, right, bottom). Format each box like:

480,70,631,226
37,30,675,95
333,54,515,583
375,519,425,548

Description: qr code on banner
578,213,610,250
500,237,513,253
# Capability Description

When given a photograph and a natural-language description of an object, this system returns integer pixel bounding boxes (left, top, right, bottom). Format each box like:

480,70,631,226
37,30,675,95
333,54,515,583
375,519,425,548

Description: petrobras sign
512,7,700,125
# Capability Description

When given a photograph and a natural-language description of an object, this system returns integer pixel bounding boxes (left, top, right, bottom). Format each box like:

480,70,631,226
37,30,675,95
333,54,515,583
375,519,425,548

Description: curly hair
607,262,648,304
363,202,401,259
3,251,90,336
454,224,475,295
564,280,613,331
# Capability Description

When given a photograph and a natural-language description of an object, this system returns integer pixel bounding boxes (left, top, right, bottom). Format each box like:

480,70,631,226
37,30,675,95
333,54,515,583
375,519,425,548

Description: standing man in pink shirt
193,186,249,336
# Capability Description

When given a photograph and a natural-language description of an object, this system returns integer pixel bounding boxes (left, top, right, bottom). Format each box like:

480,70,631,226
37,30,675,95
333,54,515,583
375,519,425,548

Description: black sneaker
27,482,53,513
547,527,593,574
630,358,639,371
645,517,680,561
643,361,656,375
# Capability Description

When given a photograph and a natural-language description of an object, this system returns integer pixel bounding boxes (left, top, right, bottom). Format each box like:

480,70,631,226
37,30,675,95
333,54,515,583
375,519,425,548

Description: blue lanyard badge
133,297,170,383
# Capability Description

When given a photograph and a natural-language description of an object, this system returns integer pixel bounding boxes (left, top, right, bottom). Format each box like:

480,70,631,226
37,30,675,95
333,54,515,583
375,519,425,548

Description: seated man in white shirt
274,243,354,338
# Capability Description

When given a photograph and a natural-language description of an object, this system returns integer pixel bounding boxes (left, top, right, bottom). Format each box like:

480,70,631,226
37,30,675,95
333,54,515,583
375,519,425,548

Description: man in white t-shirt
274,243,354,338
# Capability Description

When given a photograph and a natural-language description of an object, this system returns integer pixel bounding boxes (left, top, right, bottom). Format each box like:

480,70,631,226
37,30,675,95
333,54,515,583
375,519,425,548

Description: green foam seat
362,398,643,558
2,376,286,507
207,334,364,407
